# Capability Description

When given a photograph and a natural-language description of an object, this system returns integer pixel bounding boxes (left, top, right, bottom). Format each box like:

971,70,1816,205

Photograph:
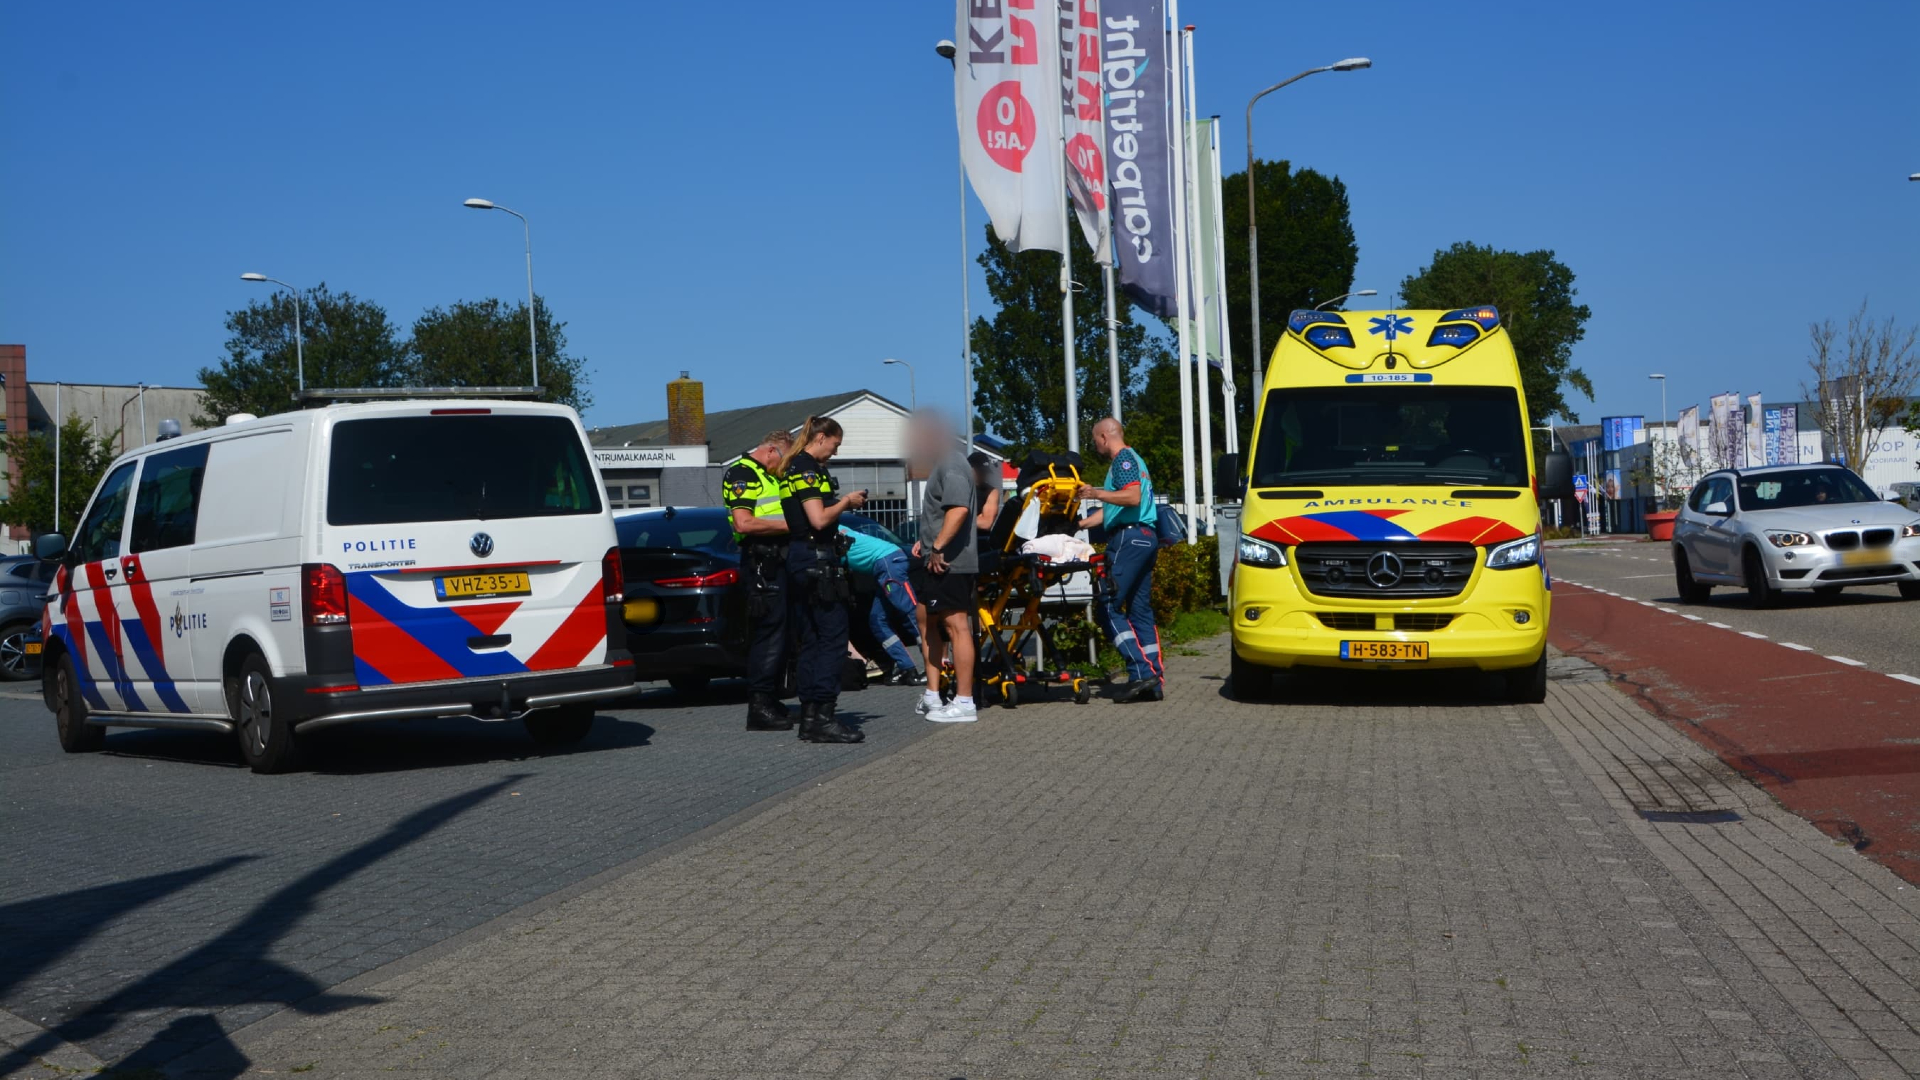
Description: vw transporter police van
35,389,635,772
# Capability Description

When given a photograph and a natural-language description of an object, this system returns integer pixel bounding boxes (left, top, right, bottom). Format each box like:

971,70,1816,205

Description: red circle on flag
976,81,1036,173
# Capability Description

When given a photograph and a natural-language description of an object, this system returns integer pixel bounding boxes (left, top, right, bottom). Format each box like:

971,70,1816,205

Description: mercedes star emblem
1366,550,1405,588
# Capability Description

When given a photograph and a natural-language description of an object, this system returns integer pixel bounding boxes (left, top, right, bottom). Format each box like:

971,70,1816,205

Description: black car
0,555,56,682
614,507,906,695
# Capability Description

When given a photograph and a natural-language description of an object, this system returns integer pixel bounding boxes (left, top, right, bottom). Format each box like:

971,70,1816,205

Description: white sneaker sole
926,713,978,723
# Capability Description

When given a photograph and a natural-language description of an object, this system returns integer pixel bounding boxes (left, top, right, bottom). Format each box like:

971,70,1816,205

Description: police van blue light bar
1439,306,1501,330
1288,309,1347,334
1305,324,1356,349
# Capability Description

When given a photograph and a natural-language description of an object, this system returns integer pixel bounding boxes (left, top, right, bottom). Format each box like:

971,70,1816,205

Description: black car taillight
602,547,625,604
653,568,740,589
303,563,348,625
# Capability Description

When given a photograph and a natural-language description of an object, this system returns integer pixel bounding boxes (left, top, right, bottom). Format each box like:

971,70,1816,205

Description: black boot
771,697,792,718
796,701,819,740
747,693,793,731
1116,679,1164,703
803,702,864,744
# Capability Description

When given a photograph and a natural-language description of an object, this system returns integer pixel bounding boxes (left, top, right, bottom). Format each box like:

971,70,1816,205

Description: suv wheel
1673,548,1712,603
52,652,104,753
1742,547,1779,610
0,620,39,681
1900,581,1920,601
230,653,299,774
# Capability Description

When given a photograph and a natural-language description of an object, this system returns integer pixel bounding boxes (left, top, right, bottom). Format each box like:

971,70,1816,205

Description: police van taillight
601,547,624,605
303,563,349,625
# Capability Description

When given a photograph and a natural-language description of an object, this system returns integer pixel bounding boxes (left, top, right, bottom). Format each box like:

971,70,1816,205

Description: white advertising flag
957,0,1067,254
1058,0,1111,263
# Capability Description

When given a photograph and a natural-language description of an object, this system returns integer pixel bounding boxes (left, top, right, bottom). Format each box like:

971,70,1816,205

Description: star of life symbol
1368,314,1414,341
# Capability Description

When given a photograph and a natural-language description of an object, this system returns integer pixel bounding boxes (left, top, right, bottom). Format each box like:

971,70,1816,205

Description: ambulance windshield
1250,385,1528,488
327,414,602,525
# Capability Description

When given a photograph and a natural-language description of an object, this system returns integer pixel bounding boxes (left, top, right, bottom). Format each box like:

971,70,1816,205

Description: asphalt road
0,681,934,1073
1548,539,1920,682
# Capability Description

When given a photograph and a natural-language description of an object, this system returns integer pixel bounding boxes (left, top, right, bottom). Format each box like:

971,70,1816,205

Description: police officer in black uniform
778,415,867,744
723,430,797,731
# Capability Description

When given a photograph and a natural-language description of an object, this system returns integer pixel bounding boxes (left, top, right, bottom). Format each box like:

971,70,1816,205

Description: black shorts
910,565,976,616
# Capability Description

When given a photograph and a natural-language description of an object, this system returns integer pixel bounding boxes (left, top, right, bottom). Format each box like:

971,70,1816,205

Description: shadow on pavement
1217,667,1526,708
94,714,654,775
0,776,525,1079
0,856,258,1000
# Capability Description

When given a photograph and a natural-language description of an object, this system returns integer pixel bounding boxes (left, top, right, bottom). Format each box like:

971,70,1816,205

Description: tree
1803,302,1919,474
969,227,1171,468
0,414,120,536
197,284,407,425
1220,160,1359,448
1399,242,1594,423
408,298,590,413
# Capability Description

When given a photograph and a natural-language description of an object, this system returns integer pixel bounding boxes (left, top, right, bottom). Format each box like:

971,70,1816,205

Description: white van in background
37,390,635,773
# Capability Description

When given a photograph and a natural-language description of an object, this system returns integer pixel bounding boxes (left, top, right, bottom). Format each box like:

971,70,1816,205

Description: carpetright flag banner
1186,118,1224,366
956,0,1066,254
1100,0,1175,316
1058,0,1111,263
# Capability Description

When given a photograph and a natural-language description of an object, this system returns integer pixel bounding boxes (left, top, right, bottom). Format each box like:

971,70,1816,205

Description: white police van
36,389,634,773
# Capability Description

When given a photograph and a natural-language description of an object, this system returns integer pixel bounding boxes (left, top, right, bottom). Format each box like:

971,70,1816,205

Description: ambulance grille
1295,542,1477,599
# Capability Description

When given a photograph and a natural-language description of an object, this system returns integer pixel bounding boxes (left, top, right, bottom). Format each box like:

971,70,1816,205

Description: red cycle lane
1548,583,1920,882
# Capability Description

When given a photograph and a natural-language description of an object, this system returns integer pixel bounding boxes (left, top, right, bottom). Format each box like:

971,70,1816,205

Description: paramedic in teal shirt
840,524,925,684
1076,417,1164,702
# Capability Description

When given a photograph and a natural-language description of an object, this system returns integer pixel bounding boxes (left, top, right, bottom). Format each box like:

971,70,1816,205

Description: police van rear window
327,415,602,526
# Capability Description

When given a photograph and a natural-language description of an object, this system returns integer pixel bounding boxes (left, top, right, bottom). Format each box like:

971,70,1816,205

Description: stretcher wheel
1073,679,1091,705
938,664,957,705
1002,681,1019,709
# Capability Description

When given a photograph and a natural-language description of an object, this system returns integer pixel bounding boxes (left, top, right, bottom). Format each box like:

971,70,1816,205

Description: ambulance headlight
1238,535,1287,569
1486,533,1540,570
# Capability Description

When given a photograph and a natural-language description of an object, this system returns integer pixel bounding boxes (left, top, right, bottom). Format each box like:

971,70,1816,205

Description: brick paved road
0,682,933,1075
205,638,1920,1080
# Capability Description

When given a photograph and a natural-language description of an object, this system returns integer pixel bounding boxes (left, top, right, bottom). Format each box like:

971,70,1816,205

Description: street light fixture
1910,173,1920,181
1315,289,1377,311
241,273,305,391
883,357,917,413
934,40,974,447
1246,58,1371,397
463,197,540,388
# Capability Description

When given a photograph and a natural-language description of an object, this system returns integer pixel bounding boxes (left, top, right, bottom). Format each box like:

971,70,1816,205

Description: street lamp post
1246,58,1371,398
935,40,974,448
240,273,305,391
883,357,917,413
463,198,540,388
1314,289,1377,311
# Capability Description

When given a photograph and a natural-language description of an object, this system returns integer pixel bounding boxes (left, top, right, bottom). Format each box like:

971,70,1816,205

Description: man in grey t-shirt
907,411,979,721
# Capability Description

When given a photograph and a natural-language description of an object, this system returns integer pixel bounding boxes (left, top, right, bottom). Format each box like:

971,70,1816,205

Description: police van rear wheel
1230,650,1273,701
53,653,104,753
231,654,298,774
525,703,594,747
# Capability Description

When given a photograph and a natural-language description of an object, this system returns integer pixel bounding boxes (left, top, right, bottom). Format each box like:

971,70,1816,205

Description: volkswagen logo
469,532,495,559
1366,550,1404,588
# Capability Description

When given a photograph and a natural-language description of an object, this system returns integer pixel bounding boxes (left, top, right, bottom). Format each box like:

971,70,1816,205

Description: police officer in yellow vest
724,430,796,731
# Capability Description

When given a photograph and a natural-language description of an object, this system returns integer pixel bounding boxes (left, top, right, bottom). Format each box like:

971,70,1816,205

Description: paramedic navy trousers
742,546,790,698
867,549,920,673
788,544,849,705
1099,524,1163,684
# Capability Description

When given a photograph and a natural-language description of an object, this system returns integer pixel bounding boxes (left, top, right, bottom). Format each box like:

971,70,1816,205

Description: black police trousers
741,547,790,698
788,544,849,705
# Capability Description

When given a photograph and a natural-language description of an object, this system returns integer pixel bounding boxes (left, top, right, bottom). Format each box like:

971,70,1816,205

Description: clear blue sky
3,1,1915,431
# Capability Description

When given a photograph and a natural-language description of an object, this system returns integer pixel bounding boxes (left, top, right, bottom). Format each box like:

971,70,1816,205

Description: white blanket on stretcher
1019,534,1094,562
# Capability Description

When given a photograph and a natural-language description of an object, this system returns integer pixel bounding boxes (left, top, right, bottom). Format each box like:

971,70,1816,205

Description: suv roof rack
295,386,545,407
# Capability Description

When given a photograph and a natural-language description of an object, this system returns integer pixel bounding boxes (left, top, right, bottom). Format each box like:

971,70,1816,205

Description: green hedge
1150,534,1220,618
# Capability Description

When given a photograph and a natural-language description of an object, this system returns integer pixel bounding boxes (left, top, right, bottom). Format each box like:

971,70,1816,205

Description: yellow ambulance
1228,306,1568,702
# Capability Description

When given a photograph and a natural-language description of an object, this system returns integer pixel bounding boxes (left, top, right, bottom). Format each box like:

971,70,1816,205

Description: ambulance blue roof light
1439,306,1501,331
1288,309,1347,334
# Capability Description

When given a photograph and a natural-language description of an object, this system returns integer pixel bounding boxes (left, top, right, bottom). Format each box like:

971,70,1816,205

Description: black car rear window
615,512,739,555
328,415,601,526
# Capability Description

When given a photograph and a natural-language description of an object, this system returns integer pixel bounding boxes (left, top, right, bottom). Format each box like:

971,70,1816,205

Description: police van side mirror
33,533,68,562
1539,451,1573,499
1213,453,1244,498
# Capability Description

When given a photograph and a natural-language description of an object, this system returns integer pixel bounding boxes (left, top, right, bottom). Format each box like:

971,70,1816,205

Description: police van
35,389,635,772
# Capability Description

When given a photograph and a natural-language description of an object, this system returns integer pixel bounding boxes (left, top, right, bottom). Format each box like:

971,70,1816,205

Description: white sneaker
915,695,939,715
926,701,978,723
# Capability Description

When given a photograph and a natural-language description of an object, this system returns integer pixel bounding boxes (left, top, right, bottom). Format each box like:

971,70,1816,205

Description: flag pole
1209,115,1238,456
1104,265,1122,421
1184,24,1213,532
1062,223,1079,454
1166,0,1196,541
